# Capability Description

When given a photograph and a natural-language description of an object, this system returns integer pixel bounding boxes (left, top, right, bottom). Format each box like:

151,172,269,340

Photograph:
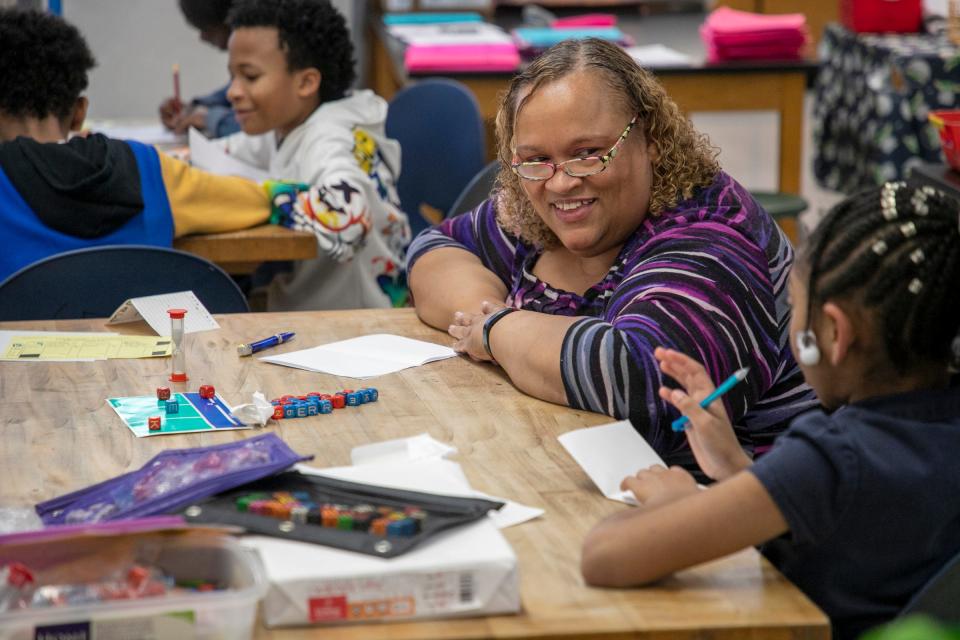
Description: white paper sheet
107,291,220,335
85,122,185,146
625,44,693,68
351,432,458,466
558,420,668,506
345,435,544,529
188,127,270,182
260,333,456,378
388,22,514,46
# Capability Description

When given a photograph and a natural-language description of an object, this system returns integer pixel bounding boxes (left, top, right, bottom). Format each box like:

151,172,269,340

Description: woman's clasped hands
448,300,507,362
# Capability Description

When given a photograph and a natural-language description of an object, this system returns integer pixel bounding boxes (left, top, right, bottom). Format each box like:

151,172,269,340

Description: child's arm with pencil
580,347,785,588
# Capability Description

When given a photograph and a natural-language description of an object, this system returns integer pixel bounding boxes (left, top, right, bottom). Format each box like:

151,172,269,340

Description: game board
108,393,251,437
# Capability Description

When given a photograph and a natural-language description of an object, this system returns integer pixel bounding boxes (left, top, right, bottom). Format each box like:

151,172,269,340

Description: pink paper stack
700,7,809,62
405,44,520,73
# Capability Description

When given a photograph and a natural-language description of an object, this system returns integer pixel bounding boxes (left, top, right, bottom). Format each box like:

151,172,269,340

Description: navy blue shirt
750,381,960,640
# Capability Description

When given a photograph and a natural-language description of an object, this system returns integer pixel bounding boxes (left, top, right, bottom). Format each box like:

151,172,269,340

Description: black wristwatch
481,307,518,361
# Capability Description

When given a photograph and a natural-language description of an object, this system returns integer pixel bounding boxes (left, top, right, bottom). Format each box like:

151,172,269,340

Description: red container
930,110,960,171
841,0,922,33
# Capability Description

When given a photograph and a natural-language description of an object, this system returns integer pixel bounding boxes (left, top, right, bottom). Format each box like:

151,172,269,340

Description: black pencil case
179,470,503,558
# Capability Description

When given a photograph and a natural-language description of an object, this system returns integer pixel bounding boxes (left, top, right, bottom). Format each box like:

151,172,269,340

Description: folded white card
260,333,456,378
558,420,668,506
350,432,458,466
107,290,219,335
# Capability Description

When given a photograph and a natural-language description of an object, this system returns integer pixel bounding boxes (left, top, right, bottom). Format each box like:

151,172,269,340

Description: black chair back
448,161,500,219
0,245,250,320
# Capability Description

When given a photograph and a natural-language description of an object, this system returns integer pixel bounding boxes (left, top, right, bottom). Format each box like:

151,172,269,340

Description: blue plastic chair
448,161,500,219
386,79,486,237
0,245,249,321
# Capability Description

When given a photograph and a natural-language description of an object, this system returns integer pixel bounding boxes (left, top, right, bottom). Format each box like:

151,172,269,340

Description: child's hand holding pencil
654,347,753,481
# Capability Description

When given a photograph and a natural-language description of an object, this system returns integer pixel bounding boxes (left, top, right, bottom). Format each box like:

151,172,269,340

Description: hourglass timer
167,308,188,382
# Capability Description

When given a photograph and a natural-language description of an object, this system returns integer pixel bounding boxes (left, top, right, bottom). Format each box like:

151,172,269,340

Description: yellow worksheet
2,335,172,360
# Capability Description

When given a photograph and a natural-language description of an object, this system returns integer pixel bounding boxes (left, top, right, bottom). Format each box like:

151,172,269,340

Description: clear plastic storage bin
0,528,265,640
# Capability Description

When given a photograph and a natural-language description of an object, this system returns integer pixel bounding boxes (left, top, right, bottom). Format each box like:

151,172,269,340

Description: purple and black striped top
407,172,817,467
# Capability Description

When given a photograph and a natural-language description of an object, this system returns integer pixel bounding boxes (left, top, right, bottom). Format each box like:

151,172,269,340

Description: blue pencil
670,367,750,432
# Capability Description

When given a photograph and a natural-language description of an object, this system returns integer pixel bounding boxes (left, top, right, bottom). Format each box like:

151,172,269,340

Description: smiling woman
406,38,818,472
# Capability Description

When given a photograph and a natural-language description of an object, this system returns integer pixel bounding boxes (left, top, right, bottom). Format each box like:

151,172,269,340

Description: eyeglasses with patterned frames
510,115,638,181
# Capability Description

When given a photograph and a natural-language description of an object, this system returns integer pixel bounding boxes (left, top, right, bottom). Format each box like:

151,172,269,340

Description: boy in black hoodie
0,8,276,282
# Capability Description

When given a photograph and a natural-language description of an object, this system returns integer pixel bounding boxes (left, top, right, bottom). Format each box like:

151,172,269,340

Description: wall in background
63,0,363,120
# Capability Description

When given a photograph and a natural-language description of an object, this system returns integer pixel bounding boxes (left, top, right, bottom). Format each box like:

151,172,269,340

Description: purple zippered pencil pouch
35,433,312,525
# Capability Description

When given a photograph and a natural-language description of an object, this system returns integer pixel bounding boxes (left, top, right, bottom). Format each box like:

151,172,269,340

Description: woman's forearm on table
487,311,580,406
409,247,509,330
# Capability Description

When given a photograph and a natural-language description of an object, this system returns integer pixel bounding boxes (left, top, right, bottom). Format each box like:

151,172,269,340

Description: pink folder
700,6,808,61
704,6,807,36
405,43,521,73
552,13,617,28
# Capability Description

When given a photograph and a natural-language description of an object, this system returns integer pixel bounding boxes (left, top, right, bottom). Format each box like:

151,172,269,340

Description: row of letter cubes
269,388,378,420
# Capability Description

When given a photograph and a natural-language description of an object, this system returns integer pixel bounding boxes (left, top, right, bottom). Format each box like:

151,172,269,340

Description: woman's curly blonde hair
494,38,720,248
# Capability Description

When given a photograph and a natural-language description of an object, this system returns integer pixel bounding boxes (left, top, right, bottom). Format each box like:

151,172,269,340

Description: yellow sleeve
158,152,270,237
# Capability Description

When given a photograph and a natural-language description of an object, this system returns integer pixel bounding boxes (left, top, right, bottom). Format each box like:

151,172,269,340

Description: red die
272,405,285,420
331,394,346,409
156,387,171,401
148,416,162,431
199,384,215,399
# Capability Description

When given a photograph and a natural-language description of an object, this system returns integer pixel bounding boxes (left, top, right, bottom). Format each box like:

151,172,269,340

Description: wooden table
0,309,828,639
173,224,318,275
370,10,816,195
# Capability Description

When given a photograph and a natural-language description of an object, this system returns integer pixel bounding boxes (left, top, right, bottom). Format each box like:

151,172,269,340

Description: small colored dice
165,400,179,414
345,392,361,407
198,384,215,399
306,403,318,416
272,405,285,420
295,402,308,418
156,387,171,401
360,388,374,403
318,399,333,414
283,404,297,419
365,388,379,402
331,394,346,409
148,416,162,431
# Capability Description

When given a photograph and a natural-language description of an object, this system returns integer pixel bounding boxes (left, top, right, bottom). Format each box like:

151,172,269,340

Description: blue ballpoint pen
670,367,750,432
237,332,295,356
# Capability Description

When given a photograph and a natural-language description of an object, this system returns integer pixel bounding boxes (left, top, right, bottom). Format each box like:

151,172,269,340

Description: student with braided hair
581,182,960,640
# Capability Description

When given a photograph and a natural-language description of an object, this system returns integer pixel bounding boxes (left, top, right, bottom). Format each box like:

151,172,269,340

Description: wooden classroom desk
370,10,817,195
0,309,828,639
173,224,318,275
